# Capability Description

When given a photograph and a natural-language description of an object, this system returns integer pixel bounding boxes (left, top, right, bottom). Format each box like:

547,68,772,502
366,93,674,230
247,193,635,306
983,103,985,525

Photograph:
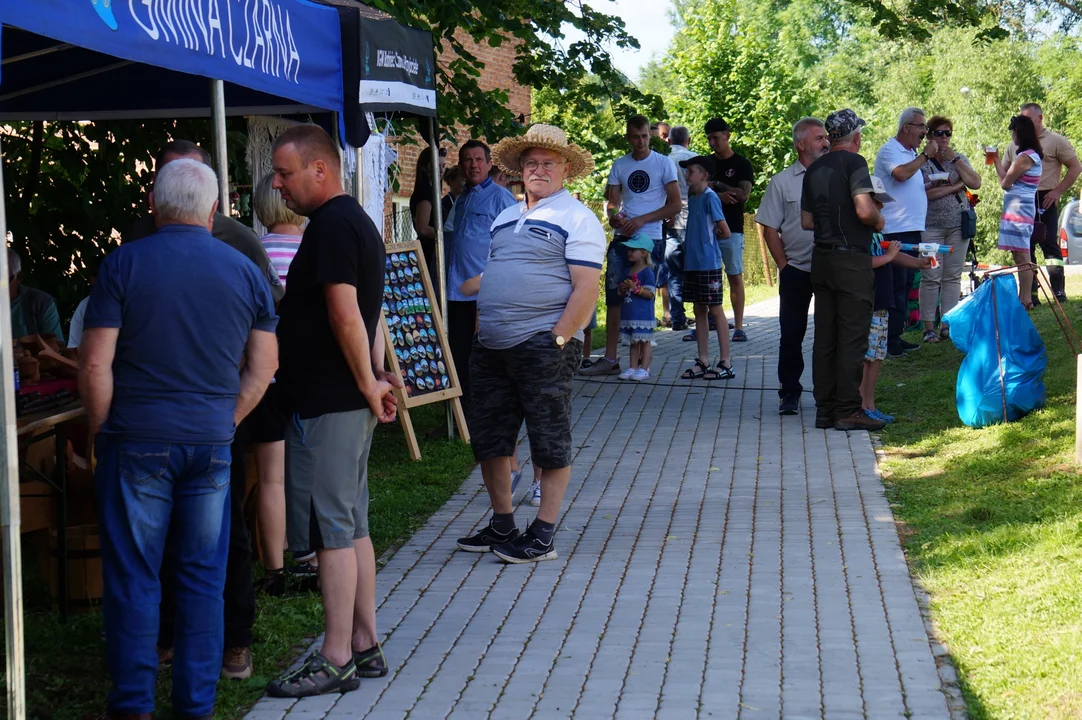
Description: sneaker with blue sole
868,408,895,424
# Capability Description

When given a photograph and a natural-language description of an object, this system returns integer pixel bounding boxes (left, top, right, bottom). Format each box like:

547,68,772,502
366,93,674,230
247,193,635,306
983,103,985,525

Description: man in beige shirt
1005,102,1081,302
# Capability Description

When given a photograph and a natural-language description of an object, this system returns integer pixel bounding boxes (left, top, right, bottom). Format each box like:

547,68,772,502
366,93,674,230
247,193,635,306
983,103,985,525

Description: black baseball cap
678,155,716,177
704,118,730,134
825,109,867,140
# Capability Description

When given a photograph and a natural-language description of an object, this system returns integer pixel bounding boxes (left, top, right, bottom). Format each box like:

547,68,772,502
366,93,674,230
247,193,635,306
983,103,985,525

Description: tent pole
211,79,230,215
427,117,454,442
0,137,28,720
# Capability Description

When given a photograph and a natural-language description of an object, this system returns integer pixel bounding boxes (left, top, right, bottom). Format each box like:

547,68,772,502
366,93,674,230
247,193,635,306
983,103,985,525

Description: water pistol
879,241,952,269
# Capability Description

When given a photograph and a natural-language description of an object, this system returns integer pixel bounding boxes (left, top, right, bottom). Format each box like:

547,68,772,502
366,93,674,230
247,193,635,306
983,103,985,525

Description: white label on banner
359,80,436,110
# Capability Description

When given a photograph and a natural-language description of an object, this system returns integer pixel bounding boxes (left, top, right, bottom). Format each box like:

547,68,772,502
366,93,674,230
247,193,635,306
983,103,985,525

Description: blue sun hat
623,232,656,252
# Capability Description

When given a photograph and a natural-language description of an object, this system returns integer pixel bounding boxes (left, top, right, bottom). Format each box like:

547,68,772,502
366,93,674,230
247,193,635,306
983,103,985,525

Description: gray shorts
285,409,377,551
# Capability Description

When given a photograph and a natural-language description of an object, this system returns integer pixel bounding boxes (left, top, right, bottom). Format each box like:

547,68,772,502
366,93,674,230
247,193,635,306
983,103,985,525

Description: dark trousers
160,421,254,651
884,231,921,349
811,246,874,421
777,264,814,398
1032,191,1065,296
447,300,477,423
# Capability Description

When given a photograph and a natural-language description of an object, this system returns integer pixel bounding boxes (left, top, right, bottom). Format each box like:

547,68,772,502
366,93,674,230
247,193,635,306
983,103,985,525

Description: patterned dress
998,149,1043,253
619,266,656,344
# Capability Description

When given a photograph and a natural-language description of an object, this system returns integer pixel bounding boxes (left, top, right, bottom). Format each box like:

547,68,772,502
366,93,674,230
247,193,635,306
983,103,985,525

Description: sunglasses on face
931,129,953,138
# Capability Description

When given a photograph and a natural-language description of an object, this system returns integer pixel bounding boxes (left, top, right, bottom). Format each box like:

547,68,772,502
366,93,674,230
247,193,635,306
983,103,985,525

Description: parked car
1058,197,1082,265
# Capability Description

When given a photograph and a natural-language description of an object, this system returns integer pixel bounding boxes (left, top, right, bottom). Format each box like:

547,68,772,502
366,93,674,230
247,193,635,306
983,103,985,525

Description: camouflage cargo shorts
469,331,582,470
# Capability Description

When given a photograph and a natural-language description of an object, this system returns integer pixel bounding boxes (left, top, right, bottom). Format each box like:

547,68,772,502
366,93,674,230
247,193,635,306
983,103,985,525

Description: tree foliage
366,0,656,144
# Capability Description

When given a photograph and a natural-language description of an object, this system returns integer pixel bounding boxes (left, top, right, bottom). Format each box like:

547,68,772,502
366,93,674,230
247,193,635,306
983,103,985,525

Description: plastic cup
984,145,998,165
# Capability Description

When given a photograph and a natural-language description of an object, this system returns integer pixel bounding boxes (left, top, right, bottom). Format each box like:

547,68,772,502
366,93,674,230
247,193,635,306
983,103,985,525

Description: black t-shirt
276,195,386,418
712,152,755,230
801,150,874,251
125,214,285,303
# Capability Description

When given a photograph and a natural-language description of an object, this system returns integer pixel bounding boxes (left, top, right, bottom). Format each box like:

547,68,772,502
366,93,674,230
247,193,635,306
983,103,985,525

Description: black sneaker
779,395,799,415
353,644,389,678
1031,294,1042,307
671,321,690,331
492,529,557,564
254,568,285,596
899,339,920,352
456,523,520,553
1055,292,1068,304
887,344,905,358
815,414,834,429
287,561,318,578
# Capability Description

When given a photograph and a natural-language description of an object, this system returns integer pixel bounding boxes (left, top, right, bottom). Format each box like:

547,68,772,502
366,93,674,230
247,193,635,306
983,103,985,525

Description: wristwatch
553,333,567,349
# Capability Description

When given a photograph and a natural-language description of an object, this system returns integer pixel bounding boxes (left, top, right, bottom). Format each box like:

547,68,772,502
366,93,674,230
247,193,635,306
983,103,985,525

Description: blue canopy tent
0,2,351,718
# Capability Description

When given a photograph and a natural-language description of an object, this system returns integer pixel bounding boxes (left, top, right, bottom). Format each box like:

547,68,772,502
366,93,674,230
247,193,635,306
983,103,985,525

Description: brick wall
384,30,530,237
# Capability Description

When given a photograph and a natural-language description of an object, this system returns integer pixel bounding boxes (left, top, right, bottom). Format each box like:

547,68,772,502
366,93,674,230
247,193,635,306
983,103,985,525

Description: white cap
870,175,896,203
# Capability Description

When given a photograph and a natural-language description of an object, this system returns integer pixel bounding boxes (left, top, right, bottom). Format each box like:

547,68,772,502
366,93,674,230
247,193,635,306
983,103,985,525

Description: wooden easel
381,240,469,460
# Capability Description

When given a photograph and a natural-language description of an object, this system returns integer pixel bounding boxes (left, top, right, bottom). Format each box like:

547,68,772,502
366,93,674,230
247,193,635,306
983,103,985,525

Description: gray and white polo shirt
477,188,606,350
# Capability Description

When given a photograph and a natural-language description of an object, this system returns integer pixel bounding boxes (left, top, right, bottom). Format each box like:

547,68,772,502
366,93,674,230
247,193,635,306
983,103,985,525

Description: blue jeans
96,437,232,717
652,238,669,288
664,232,687,325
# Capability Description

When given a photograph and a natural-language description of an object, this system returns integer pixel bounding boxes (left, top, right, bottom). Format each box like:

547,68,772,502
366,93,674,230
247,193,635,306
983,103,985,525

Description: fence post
756,222,774,288
1076,354,1082,464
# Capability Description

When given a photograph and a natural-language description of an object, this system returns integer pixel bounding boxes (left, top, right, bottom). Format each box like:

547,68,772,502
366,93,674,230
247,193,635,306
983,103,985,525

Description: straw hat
491,124,595,180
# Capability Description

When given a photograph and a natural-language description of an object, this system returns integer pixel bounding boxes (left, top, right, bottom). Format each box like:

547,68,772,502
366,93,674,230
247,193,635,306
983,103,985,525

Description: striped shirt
477,189,606,350
998,149,1042,253
260,233,303,291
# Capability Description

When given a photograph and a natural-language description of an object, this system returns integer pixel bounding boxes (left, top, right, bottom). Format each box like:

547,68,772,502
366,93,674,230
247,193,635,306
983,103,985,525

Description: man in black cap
705,118,754,342
800,109,886,432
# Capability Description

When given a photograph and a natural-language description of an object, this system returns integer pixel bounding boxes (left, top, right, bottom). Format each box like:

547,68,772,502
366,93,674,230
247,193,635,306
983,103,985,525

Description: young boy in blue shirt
678,156,735,380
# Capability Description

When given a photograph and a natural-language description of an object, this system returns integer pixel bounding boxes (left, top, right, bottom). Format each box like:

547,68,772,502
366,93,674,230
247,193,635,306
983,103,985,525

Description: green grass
6,403,475,720
877,277,1082,720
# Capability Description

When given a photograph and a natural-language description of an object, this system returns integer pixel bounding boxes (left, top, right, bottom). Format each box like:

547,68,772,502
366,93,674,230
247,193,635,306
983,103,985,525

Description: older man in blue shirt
445,139,516,419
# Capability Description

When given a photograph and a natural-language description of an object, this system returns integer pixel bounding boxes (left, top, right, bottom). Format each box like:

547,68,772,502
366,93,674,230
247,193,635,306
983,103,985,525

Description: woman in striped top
249,172,305,592
255,172,305,291
995,114,1044,308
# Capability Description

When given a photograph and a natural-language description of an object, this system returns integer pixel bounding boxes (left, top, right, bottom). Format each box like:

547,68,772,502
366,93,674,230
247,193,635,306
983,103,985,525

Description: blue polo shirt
684,187,726,272
84,224,278,445
445,177,516,302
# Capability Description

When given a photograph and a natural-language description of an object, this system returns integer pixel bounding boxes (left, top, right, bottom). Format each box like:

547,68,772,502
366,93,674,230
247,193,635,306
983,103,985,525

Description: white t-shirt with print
606,151,679,239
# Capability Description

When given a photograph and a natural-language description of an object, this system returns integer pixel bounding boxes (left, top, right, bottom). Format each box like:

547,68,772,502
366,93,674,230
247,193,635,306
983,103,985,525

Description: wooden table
17,401,86,622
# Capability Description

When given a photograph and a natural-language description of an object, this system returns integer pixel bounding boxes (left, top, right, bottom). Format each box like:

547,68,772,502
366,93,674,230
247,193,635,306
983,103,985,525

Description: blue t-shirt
684,188,726,272
85,224,278,445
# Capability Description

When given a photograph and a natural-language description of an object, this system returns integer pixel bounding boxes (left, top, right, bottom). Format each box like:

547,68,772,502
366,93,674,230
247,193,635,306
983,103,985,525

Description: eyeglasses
931,129,953,138
906,122,928,131
523,160,562,172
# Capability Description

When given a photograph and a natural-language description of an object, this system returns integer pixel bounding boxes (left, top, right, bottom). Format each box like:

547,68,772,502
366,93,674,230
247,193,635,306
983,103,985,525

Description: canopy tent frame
0,1,352,715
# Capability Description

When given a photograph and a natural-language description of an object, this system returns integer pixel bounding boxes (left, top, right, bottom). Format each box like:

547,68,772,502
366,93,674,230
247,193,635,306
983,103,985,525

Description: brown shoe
834,411,886,432
221,646,253,680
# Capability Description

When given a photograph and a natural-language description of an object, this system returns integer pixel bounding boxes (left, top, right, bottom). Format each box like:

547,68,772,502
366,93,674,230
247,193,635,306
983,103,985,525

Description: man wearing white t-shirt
580,114,681,377
874,106,937,358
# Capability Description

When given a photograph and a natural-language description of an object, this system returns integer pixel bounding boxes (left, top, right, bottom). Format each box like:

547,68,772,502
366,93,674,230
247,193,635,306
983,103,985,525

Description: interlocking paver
244,297,955,720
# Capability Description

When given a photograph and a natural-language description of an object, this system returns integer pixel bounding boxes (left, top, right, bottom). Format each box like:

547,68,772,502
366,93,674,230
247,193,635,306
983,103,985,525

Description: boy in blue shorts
679,156,736,380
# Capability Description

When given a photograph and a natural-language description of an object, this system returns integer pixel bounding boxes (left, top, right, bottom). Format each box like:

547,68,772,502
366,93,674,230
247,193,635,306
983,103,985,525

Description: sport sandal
681,358,710,379
266,653,360,698
715,360,736,380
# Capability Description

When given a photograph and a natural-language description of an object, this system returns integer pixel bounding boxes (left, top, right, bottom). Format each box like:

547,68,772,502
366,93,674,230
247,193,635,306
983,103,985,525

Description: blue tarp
0,0,344,116
945,275,1047,428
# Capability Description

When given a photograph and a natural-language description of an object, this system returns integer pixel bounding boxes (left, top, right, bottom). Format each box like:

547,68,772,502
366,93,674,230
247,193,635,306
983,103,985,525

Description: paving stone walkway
246,297,954,720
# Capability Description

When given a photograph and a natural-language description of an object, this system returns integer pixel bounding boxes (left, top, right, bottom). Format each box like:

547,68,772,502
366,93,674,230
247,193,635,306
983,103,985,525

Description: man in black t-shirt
706,118,755,342
266,125,400,698
800,109,886,432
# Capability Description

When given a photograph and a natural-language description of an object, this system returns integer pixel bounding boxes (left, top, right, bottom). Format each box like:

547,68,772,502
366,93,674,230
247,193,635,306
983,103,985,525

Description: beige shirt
755,161,815,272
1005,128,1078,191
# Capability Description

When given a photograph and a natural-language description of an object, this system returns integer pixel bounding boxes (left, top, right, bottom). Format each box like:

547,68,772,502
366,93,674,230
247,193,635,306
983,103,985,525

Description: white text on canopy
128,0,302,83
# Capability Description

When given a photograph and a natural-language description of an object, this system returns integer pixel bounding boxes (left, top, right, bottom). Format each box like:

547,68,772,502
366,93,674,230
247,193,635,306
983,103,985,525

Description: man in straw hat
454,124,606,563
